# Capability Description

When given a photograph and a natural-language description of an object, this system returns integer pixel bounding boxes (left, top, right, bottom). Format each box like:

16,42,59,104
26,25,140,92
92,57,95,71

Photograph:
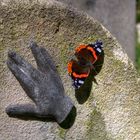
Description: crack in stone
55,22,61,34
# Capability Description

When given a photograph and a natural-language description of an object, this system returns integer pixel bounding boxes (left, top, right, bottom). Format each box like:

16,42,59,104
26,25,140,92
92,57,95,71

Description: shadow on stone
75,51,104,104
92,50,105,76
59,106,77,129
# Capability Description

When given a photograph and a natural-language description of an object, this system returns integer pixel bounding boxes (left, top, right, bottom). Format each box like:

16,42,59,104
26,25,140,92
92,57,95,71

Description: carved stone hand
6,42,76,129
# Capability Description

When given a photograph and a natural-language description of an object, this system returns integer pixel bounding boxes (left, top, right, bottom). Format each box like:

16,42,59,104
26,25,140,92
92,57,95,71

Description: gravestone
56,0,136,61
0,0,140,140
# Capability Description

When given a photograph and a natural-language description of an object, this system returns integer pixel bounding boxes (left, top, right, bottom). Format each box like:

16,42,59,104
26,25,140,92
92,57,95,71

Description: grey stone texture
56,0,136,61
0,0,140,140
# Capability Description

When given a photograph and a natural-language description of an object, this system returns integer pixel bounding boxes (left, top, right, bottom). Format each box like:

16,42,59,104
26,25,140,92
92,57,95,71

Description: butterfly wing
67,60,89,89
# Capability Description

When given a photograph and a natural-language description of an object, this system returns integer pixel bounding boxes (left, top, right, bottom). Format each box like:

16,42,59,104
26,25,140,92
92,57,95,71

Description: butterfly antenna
91,64,99,75
94,63,103,67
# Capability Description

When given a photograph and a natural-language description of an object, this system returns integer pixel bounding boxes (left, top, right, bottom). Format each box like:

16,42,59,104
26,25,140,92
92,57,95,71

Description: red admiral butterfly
68,40,103,89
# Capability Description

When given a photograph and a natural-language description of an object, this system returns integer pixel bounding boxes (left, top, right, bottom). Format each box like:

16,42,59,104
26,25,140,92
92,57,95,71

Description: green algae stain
58,127,67,139
86,108,110,140
60,45,69,65
81,34,100,45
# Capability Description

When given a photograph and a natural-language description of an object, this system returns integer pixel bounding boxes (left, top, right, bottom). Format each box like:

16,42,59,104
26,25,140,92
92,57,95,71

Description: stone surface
0,0,140,140
56,0,136,61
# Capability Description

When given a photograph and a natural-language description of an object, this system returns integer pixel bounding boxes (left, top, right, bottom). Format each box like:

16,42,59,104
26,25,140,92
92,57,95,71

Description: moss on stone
58,127,67,139
86,108,110,140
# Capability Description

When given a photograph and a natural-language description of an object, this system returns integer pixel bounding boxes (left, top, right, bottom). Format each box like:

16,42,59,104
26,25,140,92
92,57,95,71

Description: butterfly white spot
77,85,80,88
97,48,102,53
78,80,84,84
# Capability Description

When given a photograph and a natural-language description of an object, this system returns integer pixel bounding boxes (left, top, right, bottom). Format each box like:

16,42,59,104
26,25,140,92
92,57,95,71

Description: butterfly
68,40,104,89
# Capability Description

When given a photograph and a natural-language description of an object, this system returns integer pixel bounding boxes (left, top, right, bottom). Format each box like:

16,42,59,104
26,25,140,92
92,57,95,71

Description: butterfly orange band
72,72,89,78
67,61,89,78
67,61,73,74
75,45,87,53
87,46,97,61
75,45,98,62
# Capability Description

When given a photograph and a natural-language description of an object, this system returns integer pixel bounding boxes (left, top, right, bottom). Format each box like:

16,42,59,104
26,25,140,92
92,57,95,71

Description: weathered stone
0,0,140,140
56,0,136,61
